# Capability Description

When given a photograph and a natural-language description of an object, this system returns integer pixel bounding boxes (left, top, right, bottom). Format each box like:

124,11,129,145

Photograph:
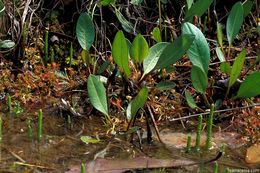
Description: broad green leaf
235,72,260,99
76,13,95,51
184,0,213,22
112,31,131,77
130,0,143,5
100,0,115,6
143,42,169,77
126,87,149,121
0,0,5,17
87,75,108,117
0,40,15,49
228,49,246,88
156,81,176,90
226,2,244,45
216,22,223,48
115,8,134,33
130,34,149,64
160,0,168,4
191,66,208,94
182,22,210,74
80,136,100,144
152,27,162,43
216,47,225,62
186,0,193,10
155,34,195,70
185,90,197,109
242,0,253,18
220,62,231,75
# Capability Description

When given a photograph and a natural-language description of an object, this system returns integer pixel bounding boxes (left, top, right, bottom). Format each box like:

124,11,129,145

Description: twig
170,102,260,122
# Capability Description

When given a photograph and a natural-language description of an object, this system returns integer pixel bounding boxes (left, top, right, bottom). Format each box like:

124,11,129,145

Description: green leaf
155,34,195,70
191,66,208,94
0,40,15,49
186,0,193,10
76,13,95,51
115,8,134,33
182,22,210,74
112,31,131,77
100,0,115,6
152,27,162,43
226,2,244,45
87,75,108,117
216,22,223,48
228,49,246,88
0,0,5,17
143,42,169,77
185,90,197,109
126,87,149,121
156,81,176,90
184,0,213,22
130,0,143,5
130,34,149,64
216,47,225,62
242,0,253,18
220,62,231,75
235,72,260,99
80,136,100,144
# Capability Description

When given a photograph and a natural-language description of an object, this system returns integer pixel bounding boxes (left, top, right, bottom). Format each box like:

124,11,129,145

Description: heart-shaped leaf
191,66,208,94
143,42,169,77
87,75,109,117
226,2,244,45
155,34,195,70
182,22,210,74
112,30,131,77
76,13,95,51
130,34,149,64
235,72,260,99
126,87,148,121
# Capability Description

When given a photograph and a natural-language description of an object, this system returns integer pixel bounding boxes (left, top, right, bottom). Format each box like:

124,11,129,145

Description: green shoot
44,30,49,62
206,104,214,150
37,109,43,142
0,116,2,143
195,115,203,152
27,119,33,141
186,134,192,153
7,93,12,113
213,161,218,173
81,161,85,173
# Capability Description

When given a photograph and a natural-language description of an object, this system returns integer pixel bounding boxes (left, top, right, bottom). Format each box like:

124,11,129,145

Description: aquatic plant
37,109,43,142
186,134,192,153
195,114,203,152
206,104,214,150
27,119,33,141
0,115,2,143
213,161,218,173
81,161,85,173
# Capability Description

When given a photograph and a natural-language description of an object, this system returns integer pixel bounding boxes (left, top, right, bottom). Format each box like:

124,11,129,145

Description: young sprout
37,109,43,142
195,114,203,152
206,104,215,150
186,134,192,153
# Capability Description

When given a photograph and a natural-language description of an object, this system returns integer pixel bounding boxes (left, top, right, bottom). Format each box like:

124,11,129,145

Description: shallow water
0,106,259,173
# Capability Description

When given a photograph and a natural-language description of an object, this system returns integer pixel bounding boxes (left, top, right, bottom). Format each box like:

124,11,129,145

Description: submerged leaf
80,136,100,144
0,40,15,49
235,72,260,99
